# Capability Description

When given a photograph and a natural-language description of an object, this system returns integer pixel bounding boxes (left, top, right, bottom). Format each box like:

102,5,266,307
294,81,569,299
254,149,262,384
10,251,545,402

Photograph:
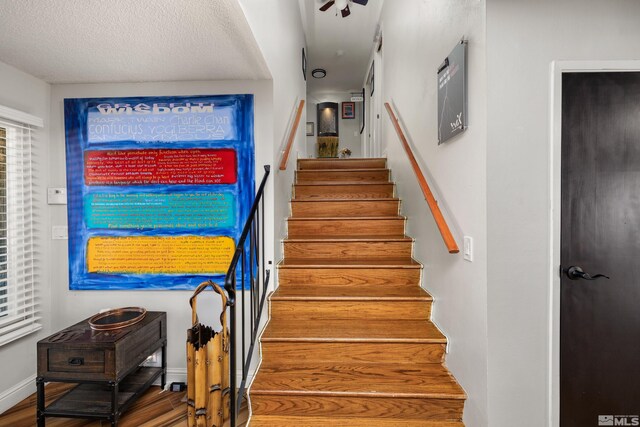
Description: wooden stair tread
295,181,392,186
298,158,387,162
284,234,412,242
278,258,422,268
292,197,398,202
271,284,431,300
251,363,466,399
295,181,393,186
250,415,464,427
293,178,395,186
288,216,406,221
291,199,401,218
297,168,389,172
262,319,446,343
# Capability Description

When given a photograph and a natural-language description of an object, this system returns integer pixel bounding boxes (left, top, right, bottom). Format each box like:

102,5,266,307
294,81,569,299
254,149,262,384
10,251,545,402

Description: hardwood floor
0,384,248,427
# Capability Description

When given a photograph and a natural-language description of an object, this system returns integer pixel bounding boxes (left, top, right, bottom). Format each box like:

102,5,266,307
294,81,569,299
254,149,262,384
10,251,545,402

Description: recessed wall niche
317,102,339,137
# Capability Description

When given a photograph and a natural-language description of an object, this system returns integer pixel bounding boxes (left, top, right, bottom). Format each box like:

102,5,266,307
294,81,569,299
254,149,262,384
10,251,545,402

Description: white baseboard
0,375,36,415
161,368,254,390
165,368,188,385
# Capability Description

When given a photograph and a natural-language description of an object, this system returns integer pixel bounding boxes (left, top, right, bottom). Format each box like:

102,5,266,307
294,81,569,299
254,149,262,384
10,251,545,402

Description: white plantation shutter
0,105,42,347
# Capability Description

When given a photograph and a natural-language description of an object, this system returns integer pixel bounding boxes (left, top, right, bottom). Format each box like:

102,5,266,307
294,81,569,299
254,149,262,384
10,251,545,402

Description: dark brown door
561,72,640,426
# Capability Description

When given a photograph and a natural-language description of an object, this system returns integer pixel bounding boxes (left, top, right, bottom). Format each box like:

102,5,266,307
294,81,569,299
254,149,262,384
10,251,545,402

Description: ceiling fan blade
352,0,368,5
319,0,335,11
341,5,351,17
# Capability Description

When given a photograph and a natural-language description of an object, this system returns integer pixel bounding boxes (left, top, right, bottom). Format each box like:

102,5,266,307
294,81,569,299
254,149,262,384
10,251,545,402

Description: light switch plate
52,225,68,240
48,188,67,205
463,236,473,262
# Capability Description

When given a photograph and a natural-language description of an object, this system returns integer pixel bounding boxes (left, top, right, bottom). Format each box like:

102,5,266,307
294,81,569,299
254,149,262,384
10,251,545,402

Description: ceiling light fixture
312,68,327,79
319,0,368,18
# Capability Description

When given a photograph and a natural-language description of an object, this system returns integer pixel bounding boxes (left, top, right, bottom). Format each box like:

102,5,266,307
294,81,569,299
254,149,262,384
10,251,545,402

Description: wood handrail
279,100,306,170
384,102,460,254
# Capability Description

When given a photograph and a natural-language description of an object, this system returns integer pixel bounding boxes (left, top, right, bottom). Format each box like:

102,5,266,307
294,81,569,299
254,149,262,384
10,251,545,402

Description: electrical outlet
52,225,68,240
47,187,67,205
463,236,473,262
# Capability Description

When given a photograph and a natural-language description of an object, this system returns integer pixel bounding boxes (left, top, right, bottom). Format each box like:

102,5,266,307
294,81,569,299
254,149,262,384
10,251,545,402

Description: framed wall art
437,39,468,144
342,102,355,119
64,94,255,290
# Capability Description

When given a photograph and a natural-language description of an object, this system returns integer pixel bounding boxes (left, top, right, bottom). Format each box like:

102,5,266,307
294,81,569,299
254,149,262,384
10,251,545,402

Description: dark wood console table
36,311,167,426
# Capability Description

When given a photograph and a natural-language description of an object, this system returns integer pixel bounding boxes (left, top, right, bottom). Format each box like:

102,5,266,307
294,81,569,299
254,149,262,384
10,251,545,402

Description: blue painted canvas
64,95,255,290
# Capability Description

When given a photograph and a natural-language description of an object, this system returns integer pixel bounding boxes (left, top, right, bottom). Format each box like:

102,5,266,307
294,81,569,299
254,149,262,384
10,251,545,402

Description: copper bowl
88,307,147,331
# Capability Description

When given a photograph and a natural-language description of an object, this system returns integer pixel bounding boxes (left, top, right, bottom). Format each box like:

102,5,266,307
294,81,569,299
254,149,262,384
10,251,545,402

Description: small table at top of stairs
317,136,339,158
36,311,167,426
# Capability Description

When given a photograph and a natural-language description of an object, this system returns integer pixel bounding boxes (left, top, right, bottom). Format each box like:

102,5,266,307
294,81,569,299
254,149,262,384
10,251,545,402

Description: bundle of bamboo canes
186,281,230,427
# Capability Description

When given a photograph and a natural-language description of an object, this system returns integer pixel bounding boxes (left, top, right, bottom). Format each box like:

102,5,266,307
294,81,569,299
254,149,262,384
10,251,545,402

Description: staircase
250,158,466,426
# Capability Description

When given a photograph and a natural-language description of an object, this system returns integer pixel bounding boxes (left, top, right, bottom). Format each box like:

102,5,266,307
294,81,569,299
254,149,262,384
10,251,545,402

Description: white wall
0,60,51,412
305,99,316,156
238,0,307,262
379,1,488,426
486,1,640,426
48,80,274,382
307,93,363,158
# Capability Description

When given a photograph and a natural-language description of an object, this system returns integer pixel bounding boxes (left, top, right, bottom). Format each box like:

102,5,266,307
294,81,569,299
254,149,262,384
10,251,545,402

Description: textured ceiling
0,0,270,83
302,0,383,95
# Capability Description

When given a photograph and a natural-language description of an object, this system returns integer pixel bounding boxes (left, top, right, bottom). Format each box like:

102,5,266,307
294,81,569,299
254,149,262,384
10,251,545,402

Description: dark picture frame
368,61,375,96
342,102,355,119
301,47,307,81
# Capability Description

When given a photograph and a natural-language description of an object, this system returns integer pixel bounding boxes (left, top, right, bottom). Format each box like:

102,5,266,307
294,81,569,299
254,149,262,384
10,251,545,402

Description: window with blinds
0,119,40,347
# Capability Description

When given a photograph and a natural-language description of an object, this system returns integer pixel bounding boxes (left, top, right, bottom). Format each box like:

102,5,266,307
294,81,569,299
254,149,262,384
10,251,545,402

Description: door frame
372,34,383,158
548,60,640,427
362,26,383,158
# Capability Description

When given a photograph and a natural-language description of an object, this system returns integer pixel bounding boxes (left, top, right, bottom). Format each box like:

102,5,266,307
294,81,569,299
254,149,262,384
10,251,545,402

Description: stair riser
294,184,395,199
251,395,464,420
270,300,431,320
277,268,421,287
283,241,413,260
298,159,387,170
261,342,446,365
291,200,400,217
288,219,406,237
296,170,390,183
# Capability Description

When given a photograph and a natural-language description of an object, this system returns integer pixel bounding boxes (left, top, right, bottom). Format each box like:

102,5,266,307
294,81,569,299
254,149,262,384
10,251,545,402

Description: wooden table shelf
44,367,162,417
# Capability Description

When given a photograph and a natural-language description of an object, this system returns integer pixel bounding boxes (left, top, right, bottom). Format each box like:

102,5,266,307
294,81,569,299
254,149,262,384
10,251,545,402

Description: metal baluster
241,250,246,376
261,195,265,295
257,200,262,316
229,274,236,427
250,218,255,341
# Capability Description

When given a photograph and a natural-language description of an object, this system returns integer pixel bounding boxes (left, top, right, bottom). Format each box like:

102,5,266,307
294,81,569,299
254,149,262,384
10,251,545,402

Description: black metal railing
224,165,271,427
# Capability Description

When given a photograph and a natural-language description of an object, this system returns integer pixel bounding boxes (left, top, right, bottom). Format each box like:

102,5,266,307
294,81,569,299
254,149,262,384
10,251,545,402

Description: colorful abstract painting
64,95,254,290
